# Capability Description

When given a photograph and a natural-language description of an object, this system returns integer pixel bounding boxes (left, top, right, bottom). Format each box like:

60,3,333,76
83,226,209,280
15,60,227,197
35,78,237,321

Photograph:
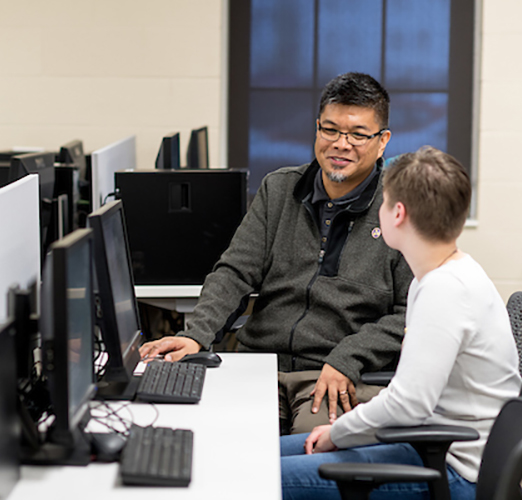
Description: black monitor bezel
155,132,181,170
41,228,96,435
8,152,56,201
87,200,142,386
9,152,58,259
187,126,209,169
57,139,87,182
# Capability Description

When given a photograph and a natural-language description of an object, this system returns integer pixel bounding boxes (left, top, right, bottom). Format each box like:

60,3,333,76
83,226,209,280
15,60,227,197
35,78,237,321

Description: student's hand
139,337,201,362
310,364,358,423
304,425,337,455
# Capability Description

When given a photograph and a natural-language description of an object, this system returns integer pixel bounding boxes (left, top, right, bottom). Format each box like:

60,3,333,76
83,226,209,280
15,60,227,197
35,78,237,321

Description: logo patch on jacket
371,227,381,239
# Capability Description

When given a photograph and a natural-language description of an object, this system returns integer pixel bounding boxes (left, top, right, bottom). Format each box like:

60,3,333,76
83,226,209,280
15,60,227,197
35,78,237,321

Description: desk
135,285,202,328
10,353,282,500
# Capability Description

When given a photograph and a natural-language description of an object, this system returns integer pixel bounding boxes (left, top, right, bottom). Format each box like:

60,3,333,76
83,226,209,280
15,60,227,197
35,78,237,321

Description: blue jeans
281,433,476,500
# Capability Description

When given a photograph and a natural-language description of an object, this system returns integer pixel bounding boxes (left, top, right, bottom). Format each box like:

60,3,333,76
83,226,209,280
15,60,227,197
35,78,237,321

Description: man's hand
304,425,337,455
310,363,357,423
139,337,201,362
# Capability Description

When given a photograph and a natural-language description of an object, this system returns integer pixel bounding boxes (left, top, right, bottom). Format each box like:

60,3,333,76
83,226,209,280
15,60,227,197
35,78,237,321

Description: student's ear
394,202,407,227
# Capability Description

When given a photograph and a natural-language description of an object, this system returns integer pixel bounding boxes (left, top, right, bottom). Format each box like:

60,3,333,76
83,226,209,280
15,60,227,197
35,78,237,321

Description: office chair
361,290,522,388
506,291,522,377
319,397,522,500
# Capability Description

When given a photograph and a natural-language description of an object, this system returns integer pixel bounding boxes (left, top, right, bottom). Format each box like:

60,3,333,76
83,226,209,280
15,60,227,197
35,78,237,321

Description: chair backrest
493,439,522,500
476,398,522,500
506,291,522,377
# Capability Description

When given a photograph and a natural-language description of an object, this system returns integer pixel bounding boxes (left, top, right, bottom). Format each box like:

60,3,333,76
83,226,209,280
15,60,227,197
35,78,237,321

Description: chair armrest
376,425,480,445
359,371,394,386
375,425,479,500
319,463,441,500
318,426,477,500
319,462,441,483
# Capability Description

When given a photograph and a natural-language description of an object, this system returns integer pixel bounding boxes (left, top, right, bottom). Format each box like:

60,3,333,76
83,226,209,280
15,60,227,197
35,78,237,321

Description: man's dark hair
319,72,390,128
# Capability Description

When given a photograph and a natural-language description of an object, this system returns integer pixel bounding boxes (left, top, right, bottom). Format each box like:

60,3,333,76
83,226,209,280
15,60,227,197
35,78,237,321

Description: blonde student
280,146,522,500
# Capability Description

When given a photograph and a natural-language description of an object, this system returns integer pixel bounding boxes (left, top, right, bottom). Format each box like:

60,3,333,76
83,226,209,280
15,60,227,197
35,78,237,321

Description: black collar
294,158,384,214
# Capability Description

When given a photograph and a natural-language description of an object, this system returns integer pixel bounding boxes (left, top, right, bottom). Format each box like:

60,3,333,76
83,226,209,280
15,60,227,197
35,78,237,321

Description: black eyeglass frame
317,122,389,146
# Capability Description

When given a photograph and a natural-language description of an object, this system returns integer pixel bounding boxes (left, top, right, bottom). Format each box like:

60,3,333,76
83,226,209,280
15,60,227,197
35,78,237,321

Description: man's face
314,103,391,195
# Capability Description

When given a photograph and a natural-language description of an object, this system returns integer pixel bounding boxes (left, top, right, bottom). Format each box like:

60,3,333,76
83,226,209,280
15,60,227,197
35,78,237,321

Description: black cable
102,191,118,205
88,401,160,436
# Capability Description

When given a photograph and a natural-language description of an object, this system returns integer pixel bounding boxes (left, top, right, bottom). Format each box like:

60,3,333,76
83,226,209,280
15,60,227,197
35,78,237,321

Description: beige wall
0,0,225,168
1,0,521,301
457,0,522,301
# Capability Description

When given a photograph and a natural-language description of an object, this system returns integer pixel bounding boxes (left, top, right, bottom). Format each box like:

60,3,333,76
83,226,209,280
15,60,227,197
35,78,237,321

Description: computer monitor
1,150,45,200
91,135,136,212
0,318,20,499
57,140,87,182
186,126,209,169
115,169,248,285
55,139,88,232
8,152,58,259
8,152,55,206
28,228,96,465
0,175,40,324
155,132,181,170
0,162,10,188
8,285,38,381
87,200,143,400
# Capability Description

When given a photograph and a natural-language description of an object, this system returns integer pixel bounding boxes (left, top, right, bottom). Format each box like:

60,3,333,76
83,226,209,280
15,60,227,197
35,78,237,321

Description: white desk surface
10,353,282,500
135,285,202,299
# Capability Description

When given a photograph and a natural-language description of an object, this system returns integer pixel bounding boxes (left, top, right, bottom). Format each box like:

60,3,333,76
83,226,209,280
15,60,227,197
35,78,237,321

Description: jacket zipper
288,219,355,371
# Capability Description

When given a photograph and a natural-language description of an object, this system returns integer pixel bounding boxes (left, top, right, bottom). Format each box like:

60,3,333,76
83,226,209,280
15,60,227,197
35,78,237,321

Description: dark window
228,0,476,198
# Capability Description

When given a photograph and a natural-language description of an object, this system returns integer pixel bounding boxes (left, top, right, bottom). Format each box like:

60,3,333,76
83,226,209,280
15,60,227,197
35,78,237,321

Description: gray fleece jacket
178,159,413,383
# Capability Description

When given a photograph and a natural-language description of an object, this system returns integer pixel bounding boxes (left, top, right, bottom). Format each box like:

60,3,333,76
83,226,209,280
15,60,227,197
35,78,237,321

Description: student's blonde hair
383,146,471,242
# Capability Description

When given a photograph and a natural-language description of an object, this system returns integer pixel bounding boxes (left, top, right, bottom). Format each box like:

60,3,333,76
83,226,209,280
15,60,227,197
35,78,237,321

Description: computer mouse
179,352,222,368
90,432,127,462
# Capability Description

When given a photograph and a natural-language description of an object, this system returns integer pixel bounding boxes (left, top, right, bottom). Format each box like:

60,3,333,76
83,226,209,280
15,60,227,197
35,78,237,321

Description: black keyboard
136,360,206,403
120,425,193,486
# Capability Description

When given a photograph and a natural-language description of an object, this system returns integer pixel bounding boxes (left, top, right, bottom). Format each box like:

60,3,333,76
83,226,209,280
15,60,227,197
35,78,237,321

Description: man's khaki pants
278,370,383,435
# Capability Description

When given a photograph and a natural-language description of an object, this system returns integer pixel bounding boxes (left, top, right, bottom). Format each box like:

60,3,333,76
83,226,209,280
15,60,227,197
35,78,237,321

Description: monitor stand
20,412,92,466
21,434,91,466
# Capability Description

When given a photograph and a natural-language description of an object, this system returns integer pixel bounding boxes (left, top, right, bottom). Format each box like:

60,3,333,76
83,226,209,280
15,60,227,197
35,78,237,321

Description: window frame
227,0,480,217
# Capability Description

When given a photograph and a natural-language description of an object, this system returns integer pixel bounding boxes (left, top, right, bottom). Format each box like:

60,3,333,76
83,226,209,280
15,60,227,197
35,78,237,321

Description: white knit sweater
330,254,522,482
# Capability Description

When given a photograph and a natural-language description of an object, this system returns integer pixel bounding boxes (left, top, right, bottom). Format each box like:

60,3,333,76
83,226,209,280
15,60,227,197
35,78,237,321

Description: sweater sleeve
176,176,272,349
324,253,412,383
330,272,469,449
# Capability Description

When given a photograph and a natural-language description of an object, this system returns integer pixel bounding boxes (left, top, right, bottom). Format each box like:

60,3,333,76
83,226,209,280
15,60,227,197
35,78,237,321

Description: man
140,72,413,434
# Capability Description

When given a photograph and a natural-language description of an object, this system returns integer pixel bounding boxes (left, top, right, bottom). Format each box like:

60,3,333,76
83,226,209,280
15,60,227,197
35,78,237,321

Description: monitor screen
155,132,180,170
40,228,96,449
88,200,142,398
186,126,209,169
91,135,136,212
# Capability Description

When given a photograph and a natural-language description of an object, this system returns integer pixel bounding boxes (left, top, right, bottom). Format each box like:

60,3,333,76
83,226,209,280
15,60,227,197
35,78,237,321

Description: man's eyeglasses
317,123,388,147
